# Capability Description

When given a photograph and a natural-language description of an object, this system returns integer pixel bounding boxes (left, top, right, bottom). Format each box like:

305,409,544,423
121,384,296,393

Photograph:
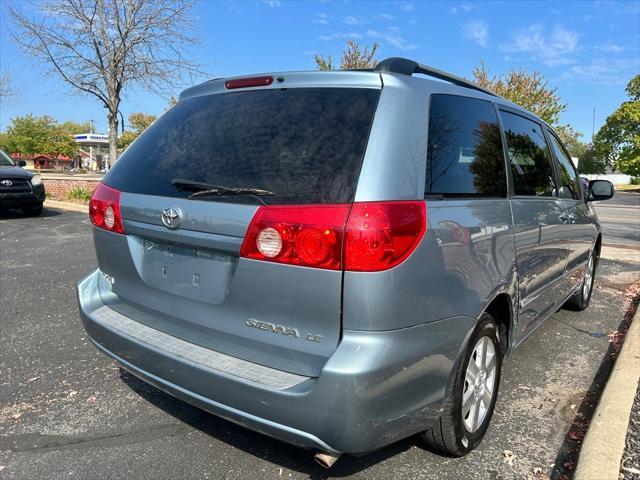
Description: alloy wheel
462,336,497,433
583,254,595,299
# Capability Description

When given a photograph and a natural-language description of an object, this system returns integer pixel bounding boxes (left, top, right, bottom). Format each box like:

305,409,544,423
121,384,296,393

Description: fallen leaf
86,396,97,404
569,430,584,441
503,449,516,466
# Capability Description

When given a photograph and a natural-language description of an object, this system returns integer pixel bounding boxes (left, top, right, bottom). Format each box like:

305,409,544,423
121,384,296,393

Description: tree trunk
107,110,119,169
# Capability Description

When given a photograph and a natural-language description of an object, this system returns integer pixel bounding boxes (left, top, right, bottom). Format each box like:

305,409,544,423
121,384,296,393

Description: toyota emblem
161,208,182,230
1,179,13,187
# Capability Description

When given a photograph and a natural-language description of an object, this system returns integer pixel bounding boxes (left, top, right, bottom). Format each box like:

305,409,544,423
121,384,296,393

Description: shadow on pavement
119,369,426,479
0,207,62,220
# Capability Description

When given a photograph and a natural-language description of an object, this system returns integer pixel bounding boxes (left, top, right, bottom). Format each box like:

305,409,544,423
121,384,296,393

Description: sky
1,0,639,140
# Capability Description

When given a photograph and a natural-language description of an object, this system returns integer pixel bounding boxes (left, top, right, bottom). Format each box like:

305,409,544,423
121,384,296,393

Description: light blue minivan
77,57,614,467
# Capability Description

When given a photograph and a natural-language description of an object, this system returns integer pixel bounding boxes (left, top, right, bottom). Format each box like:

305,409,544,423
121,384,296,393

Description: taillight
89,183,125,234
240,205,350,270
240,201,426,272
344,201,426,271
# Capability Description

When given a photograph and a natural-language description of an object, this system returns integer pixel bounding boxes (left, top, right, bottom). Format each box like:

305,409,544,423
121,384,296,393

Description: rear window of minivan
105,88,380,204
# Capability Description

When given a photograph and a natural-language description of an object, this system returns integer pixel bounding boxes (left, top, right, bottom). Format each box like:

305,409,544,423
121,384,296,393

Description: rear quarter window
105,88,380,204
500,111,556,197
426,94,506,197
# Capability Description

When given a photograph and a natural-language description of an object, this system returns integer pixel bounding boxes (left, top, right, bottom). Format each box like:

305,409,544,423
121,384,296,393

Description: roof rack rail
374,57,497,97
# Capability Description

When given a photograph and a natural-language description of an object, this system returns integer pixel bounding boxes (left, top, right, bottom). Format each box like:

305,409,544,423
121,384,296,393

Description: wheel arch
594,233,602,258
482,293,513,358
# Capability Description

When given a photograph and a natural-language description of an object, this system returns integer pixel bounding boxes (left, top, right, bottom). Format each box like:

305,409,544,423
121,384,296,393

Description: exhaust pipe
314,451,342,469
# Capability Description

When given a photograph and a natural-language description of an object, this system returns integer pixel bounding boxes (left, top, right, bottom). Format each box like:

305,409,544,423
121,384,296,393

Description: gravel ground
621,381,640,479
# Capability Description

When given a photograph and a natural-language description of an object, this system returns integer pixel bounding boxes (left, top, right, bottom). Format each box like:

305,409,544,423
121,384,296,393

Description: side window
426,95,506,196
547,131,581,200
500,111,556,197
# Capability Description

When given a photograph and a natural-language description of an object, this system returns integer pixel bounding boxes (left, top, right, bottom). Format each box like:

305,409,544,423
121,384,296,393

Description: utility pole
591,108,595,143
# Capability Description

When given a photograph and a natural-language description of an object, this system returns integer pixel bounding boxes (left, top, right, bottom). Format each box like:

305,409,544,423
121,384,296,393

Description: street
0,196,639,480
593,192,640,247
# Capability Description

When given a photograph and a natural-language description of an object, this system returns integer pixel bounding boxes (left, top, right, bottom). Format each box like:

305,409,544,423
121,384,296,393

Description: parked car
0,149,45,216
77,57,614,466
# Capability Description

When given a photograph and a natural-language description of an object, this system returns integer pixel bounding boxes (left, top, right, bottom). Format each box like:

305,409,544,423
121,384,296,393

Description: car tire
22,204,43,217
564,249,597,311
421,312,502,457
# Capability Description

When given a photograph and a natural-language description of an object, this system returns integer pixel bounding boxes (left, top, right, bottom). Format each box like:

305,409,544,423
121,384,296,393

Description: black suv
0,149,45,216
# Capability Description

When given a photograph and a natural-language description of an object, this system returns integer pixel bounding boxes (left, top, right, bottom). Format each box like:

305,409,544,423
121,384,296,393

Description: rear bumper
77,269,475,454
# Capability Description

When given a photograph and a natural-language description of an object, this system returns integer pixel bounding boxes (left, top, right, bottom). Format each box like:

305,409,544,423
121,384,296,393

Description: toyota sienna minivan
77,57,614,466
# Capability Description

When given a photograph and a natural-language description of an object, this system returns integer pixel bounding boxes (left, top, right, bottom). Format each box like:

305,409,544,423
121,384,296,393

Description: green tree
472,63,565,125
0,114,81,157
314,40,379,71
593,75,640,176
555,125,587,159
59,121,92,135
577,146,607,174
118,112,157,150
553,124,608,173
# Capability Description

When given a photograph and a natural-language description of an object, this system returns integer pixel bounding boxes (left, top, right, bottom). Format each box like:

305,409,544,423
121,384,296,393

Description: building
10,153,73,171
73,133,109,171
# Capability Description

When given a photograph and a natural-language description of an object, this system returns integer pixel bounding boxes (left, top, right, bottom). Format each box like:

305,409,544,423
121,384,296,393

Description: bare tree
10,0,202,167
315,40,379,71
0,74,15,101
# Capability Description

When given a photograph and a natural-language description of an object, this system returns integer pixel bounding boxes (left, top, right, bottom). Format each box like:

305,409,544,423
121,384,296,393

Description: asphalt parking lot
1,194,639,480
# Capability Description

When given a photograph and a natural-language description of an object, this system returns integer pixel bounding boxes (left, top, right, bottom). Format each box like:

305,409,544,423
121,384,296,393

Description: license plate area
140,238,237,305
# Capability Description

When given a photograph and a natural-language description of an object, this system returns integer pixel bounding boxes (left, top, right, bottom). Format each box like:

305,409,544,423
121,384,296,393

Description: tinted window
105,88,380,204
500,111,556,197
548,131,581,200
426,95,506,196
0,150,14,166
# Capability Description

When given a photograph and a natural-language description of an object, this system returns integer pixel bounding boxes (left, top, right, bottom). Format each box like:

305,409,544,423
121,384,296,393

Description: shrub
630,177,640,185
67,186,93,202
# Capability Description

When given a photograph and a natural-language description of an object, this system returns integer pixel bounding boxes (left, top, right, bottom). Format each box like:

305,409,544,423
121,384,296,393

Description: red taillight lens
344,201,426,271
240,201,426,272
225,76,274,89
89,183,125,234
240,205,350,270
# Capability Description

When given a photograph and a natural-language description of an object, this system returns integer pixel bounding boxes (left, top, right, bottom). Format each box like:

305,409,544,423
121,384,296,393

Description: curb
44,199,88,214
574,308,640,480
601,245,640,264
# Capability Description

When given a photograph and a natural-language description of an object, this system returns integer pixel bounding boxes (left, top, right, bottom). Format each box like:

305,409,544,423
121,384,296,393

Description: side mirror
588,179,614,202
17,160,27,167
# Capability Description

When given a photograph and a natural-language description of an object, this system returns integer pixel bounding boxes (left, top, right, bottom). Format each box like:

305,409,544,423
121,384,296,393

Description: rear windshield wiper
189,187,275,198
171,178,275,200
